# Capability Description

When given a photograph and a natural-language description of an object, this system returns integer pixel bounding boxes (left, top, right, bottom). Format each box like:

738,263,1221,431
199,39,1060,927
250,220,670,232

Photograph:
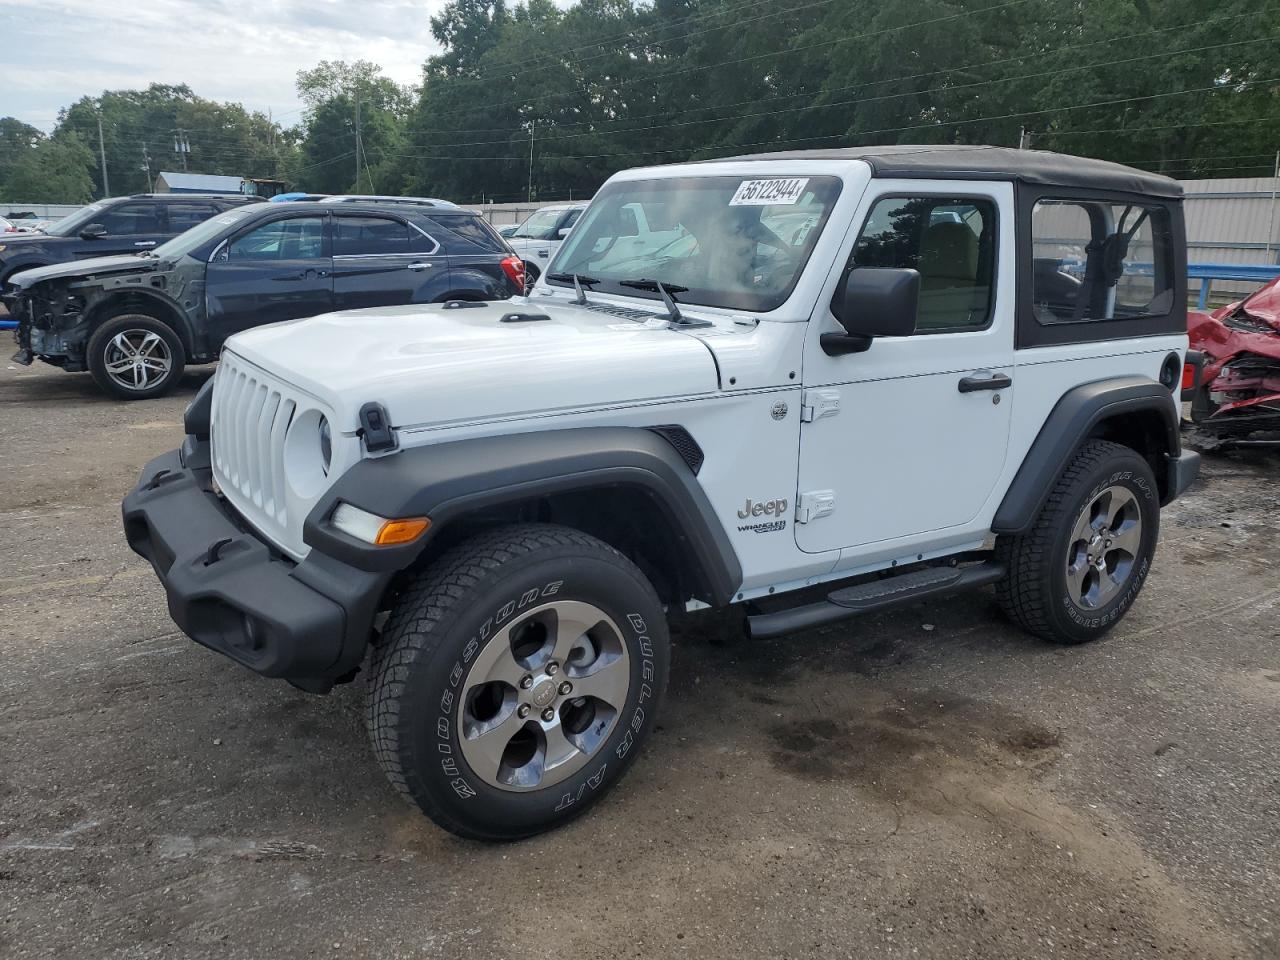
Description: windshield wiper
547,272,600,285
547,272,600,305
618,278,702,325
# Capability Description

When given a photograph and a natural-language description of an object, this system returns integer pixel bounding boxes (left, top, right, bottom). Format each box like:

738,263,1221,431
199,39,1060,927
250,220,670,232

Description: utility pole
353,88,362,191
527,120,536,202
1017,126,1030,150
96,113,111,197
1266,149,1280,261
140,144,153,192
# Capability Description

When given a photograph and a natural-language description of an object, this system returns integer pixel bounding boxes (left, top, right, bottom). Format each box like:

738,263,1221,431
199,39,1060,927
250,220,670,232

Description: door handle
406,262,432,272
958,372,1012,393
134,241,156,248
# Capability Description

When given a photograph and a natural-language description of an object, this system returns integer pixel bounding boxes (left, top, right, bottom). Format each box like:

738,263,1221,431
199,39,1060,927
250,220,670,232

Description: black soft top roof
714,145,1182,199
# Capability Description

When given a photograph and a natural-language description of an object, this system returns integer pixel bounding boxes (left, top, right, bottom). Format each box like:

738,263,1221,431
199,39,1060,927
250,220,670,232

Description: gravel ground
1,360,1277,959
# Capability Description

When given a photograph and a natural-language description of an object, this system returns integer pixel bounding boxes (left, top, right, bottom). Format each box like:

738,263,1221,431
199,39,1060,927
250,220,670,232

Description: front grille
211,353,299,531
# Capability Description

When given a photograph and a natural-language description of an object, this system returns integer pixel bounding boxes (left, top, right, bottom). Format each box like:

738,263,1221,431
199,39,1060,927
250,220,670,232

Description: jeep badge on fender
122,146,1199,840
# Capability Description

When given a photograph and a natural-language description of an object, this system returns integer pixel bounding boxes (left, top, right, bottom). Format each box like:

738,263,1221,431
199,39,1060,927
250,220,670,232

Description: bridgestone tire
366,524,670,841
994,439,1160,644
87,313,186,400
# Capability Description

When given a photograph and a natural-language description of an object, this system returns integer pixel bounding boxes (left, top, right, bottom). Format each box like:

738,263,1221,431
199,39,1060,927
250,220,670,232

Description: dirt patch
769,690,1061,793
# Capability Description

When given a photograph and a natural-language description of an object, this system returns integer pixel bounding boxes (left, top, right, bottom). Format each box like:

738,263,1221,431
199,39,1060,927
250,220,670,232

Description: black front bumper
122,444,390,688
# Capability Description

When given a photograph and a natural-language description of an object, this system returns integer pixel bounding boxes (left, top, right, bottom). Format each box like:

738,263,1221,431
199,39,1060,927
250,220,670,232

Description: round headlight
318,416,332,475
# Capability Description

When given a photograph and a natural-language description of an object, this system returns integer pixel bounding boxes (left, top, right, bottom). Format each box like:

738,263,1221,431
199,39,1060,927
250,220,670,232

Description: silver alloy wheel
1065,484,1143,609
457,599,630,792
103,329,172,391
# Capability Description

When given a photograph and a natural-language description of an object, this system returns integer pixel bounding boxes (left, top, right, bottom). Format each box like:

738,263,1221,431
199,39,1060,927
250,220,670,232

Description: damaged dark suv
7,201,525,399
0,193,261,286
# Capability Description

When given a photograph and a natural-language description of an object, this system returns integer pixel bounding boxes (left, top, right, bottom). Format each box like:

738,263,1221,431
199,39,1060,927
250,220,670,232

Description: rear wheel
87,313,186,400
995,439,1159,644
523,261,541,284
366,524,669,840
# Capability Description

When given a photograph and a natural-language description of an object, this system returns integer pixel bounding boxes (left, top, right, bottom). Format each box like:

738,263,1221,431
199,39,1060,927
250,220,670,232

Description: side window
1031,199,1174,323
334,216,414,256
166,202,217,233
851,196,996,331
425,216,498,253
226,217,325,261
96,202,163,235
561,209,582,230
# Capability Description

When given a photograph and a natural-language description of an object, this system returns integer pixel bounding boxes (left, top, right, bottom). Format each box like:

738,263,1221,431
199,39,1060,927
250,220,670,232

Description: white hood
224,299,722,433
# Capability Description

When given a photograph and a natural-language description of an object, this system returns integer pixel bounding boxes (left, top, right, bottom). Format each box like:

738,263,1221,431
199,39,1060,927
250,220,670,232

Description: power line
384,75,1280,167
395,30,1279,153
421,0,1041,123
383,6,1276,142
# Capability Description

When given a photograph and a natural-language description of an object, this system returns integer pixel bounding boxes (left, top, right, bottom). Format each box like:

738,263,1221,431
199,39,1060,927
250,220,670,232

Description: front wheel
366,524,670,840
995,439,1160,644
87,313,186,400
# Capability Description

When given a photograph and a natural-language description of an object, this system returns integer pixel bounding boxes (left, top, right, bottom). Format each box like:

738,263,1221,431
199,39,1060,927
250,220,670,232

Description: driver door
74,200,167,259
796,184,1016,557
204,214,333,345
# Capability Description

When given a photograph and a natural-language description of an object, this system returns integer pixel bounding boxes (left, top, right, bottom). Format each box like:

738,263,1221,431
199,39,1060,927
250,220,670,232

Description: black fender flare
990,375,1180,535
302,427,743,605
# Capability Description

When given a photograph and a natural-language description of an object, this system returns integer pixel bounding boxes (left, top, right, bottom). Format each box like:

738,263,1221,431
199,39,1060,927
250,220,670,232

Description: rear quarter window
428,215,507,253
1031,199,1175,324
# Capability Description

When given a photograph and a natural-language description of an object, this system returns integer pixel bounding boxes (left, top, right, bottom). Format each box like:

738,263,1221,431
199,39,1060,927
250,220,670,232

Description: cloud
0,0,452,132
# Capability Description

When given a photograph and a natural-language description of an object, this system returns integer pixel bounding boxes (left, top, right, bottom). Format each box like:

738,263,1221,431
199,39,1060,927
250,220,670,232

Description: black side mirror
80,223,107,240
823,267,920,356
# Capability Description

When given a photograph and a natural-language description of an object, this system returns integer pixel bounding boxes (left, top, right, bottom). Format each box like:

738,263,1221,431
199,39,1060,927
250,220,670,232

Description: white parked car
124,146,1199,841
504,202,588,281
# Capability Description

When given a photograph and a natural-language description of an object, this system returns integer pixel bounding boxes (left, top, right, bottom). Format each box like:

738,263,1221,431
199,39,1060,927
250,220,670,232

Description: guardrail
1189,263,1280,309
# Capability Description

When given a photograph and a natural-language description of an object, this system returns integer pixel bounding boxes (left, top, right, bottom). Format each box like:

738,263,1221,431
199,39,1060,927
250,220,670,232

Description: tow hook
203,537,234,567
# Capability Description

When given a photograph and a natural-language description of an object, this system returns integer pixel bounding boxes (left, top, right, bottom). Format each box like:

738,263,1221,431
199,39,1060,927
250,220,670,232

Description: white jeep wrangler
123,146,1199,840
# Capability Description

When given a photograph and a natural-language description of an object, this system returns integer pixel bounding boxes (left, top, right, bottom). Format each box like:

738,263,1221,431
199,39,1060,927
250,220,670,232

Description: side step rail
746,562,1006,639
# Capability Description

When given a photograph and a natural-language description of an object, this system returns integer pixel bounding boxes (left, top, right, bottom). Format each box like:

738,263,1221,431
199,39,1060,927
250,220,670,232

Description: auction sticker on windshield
730,178,809,206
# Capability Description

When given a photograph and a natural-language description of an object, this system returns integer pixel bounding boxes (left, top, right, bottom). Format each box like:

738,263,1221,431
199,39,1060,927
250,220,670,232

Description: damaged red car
1187,275,1280,441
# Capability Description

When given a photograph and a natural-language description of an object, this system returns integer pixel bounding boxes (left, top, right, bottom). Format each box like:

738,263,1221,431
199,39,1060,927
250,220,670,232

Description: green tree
0,117,45,196
0,134,96,203
57,84,297,197
295,60,412,194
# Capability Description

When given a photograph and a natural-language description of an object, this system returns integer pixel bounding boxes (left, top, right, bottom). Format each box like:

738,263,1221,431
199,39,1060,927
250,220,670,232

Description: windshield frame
42,200,112,237
152,205,260,259
545,175,843,313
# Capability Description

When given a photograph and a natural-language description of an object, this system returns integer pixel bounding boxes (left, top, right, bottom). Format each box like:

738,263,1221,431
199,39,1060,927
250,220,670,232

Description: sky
0,0,460,132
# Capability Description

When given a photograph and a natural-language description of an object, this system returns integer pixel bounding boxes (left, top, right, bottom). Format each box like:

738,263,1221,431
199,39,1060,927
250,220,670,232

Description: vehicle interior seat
916,221,990,329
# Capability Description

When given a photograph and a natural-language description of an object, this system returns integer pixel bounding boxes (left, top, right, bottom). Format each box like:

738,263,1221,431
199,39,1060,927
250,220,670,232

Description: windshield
512,209,564,240
548,176,841,312
43,200,111,237
153,206,258,259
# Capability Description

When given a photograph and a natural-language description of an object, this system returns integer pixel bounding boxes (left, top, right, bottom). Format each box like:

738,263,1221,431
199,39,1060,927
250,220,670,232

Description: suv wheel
995,439,1159,644
87,313,186,400
367,523,669,840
